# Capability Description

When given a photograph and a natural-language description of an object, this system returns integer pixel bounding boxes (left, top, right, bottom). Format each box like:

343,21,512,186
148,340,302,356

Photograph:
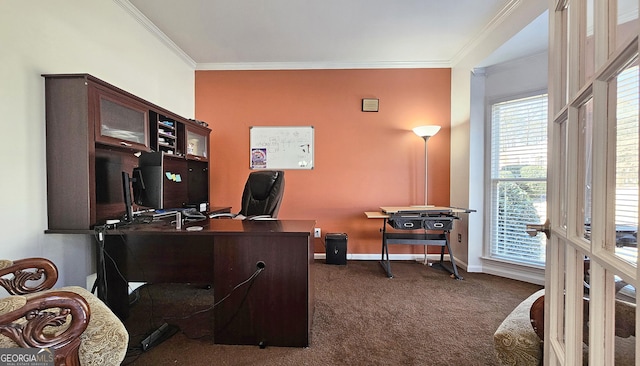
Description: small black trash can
325,233,347,265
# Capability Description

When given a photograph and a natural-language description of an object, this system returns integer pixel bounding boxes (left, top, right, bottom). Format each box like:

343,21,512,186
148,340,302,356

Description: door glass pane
584,0,595,81
187,129,208,158
559,241,567,348
562,2,570,107
583,263,637,364
612,60,639,265
99,98,147,145
616,0,639,49
558,118,569,229
580,98,594,242
614,273,636,364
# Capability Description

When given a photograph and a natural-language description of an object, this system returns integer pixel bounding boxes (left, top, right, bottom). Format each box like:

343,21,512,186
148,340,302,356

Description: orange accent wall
195,68,451,255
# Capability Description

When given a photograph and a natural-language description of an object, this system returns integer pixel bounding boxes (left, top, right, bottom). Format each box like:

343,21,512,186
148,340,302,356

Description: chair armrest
209,213,236,219
0,258,58,295
247,215,275,220
0,290,89,364
494,289,544,366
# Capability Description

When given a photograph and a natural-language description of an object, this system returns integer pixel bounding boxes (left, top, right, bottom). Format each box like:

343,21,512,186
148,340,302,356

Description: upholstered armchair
493,289,545,366
0,258,128,366
495,287,636,365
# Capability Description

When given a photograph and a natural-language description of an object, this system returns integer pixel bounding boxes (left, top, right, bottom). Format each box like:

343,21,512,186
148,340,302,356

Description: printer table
366,206,472,280
381,217,461,279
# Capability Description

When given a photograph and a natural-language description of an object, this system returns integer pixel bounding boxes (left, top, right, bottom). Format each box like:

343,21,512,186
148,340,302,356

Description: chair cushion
494,289,544,366
241,170,285,217
0,286,128,366
0,259,14,270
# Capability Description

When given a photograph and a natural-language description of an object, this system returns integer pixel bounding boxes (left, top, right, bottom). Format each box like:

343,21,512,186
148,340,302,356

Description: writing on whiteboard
250,126,314,169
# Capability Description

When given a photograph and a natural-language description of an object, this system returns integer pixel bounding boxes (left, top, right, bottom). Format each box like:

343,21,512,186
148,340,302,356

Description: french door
546,0,639,365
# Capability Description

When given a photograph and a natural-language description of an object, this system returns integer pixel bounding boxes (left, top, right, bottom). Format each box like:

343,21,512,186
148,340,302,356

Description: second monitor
133,151,164,210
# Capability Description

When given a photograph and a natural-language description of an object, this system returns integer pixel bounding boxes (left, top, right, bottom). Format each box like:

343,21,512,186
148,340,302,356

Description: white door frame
546,0,639,364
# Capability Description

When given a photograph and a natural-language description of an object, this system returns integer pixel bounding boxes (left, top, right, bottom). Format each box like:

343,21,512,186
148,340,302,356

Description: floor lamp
413,125,441,205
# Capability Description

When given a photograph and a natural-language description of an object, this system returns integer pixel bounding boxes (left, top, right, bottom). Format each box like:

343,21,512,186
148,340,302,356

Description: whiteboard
250,126,314,169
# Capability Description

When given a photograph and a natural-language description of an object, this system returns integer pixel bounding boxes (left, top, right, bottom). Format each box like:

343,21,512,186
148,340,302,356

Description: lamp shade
413,125,441,138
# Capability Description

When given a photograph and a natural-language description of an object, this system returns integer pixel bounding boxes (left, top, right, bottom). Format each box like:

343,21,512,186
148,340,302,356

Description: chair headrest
248,171,282,200
240,170,285,218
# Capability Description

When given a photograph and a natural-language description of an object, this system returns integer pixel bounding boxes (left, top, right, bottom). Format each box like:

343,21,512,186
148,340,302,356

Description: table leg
379,219,393,278
429,232,463,280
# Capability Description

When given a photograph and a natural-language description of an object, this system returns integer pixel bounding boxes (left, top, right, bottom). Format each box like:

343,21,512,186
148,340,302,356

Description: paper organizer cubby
43,73,211,230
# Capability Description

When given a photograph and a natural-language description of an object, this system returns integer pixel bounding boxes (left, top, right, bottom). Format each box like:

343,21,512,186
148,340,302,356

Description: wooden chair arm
530,294,636,343
529,294,544,341
0,258,58,295
0,290,90,366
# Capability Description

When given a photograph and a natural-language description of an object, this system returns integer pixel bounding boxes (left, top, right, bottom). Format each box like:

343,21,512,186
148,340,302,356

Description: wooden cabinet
94,86,150,151
43,74,211,230
157,118,177,155
150,112,180,156
185,124,209,161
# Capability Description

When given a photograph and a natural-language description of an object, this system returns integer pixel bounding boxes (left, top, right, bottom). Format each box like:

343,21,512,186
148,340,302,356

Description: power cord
92,225,141,306
211,266,264,335
164,265,264,322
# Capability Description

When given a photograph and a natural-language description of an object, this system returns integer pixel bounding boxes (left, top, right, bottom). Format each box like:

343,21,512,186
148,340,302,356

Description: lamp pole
421,135,430,206
412,125,441,206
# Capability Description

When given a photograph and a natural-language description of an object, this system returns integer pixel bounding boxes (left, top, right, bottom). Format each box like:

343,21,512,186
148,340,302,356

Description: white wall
0,0,194,287
478,52,548,284
449,0,547,278
484,52,549,102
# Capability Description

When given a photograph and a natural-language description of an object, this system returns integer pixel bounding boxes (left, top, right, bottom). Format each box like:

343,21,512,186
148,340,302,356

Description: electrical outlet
314,228,321,238
457,233,462,242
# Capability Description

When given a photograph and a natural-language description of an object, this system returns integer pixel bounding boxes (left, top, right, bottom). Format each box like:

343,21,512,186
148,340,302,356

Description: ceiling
125,0,548,70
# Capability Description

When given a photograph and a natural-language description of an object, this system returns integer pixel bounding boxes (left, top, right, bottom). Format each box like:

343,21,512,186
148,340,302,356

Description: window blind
615,65,639,227
489,94,548,265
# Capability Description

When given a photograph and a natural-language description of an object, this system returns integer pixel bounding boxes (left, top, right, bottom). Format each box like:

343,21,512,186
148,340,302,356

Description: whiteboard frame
249,126,314,170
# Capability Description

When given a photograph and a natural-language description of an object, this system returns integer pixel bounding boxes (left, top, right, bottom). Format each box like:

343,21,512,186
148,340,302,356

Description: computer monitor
133,152,164,210
121,171,134,223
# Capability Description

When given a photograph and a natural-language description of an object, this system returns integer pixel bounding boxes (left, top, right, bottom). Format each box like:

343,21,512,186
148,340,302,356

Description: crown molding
195,60,451,71
450,0,523,66
114,0,196,68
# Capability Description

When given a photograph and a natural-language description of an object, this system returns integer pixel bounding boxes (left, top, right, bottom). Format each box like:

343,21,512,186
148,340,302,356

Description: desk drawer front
388,217,455,231
388,218,423,230
423,218,454,231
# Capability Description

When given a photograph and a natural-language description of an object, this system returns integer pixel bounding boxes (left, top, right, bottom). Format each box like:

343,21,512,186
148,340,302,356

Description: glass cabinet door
95,88,149,150
185,125,209,161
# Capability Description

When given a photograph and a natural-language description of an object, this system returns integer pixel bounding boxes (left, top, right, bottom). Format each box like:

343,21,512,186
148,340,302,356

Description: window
613,63,639,264
489,94,548,266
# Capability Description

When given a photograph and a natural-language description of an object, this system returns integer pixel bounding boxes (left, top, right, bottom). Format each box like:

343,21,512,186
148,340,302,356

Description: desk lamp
413,125,441,205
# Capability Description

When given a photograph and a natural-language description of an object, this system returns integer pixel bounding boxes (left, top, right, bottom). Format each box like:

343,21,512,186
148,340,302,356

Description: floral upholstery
0,259,129,366
493,289,544,366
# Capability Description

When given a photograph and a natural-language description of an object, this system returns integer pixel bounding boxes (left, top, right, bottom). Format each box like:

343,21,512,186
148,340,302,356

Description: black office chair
211,170,285,220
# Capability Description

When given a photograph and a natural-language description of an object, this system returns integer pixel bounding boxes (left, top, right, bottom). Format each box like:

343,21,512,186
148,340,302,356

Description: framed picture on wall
362,98,379,112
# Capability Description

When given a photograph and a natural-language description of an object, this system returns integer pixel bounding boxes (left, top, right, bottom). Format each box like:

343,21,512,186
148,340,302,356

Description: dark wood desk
97,218,315,347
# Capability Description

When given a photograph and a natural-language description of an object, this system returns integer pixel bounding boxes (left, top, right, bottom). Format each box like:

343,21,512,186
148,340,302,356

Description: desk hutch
43,74,210,230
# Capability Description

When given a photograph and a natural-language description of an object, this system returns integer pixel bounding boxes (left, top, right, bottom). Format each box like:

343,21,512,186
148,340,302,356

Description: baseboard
449,257,483,273
481,259,545,285
314,253,450,262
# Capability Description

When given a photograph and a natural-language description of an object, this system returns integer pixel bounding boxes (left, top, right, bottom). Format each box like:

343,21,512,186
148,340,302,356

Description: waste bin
325,233,347,265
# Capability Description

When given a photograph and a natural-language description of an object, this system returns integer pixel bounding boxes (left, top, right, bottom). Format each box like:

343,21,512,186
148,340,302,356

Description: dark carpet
122,260,542,365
